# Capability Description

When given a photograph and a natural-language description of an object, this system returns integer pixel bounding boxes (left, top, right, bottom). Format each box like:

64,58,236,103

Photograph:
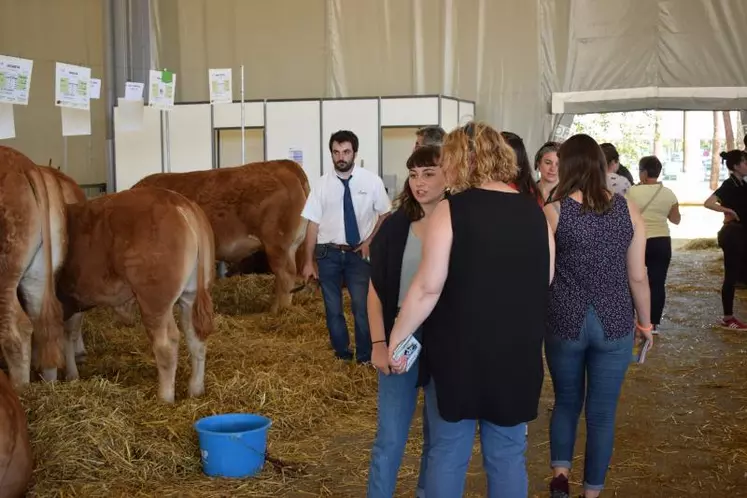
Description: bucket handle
226,435,305,475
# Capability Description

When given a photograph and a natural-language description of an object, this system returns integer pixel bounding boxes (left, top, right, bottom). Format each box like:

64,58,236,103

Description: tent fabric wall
0,0,106,184
150,0,549,154
2,0,747,187
541,0,747,114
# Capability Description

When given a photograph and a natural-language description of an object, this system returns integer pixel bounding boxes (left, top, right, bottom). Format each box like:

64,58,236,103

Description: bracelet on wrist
372,339,386,345
636,322,652,332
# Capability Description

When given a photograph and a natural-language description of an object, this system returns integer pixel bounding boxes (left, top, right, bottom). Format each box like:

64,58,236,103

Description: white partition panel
212,101,264,128
114,105,162,192
322,99,379,176
381,97,439,127
265,100,321,179
217,128,264,167
458,101,476,125
166,104,212,173
440,98,460,132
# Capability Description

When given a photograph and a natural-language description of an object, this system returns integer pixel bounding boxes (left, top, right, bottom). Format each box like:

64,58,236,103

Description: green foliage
571,111,655,169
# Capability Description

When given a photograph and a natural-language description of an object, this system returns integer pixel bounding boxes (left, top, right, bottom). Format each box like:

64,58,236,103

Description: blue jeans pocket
314,244,328,260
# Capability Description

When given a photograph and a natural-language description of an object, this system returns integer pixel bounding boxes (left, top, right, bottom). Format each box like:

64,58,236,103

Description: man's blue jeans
545,305,634,492
367,354,429,498
423,381,528,498
316,245,371,362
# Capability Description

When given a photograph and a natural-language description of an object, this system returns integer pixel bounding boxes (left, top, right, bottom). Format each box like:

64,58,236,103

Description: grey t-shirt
398,226,422,307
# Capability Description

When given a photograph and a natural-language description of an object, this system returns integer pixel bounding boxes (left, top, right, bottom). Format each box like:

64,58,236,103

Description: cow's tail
291,163,310,276
24,166,64,369
190,202,215,342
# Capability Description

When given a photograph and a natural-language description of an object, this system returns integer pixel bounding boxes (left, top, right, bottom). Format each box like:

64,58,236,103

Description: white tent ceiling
0,0,745,184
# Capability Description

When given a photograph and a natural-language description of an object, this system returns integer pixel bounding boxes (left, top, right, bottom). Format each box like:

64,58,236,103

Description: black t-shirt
714,175,747,224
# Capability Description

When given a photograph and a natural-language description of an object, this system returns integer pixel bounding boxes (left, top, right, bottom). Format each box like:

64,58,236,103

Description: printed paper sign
208,68,232,104
55,62,91,110
289,148,303,166
0,55,33,105
89,78,101,99
148,69,176,111
124,81,144,100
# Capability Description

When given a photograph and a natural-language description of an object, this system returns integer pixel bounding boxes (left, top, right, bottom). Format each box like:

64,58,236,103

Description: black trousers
717,223,747,316
646,236,672,325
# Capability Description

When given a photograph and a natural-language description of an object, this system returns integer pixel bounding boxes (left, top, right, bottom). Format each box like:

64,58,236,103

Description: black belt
327,243,358,252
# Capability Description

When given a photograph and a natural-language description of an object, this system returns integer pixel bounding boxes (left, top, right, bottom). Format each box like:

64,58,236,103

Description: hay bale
20,275,379,497
682,238,718,250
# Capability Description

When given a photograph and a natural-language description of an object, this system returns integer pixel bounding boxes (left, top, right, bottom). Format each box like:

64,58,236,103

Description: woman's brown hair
549,133,613,214
394,145,442,222
441,121,518,193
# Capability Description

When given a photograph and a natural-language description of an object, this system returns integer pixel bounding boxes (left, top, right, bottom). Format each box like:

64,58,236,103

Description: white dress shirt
301,165,391,245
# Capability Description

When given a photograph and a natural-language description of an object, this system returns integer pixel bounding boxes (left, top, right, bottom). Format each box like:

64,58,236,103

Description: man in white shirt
301,130,391,362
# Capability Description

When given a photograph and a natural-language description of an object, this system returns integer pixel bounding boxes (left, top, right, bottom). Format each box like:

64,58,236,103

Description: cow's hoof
75,352,88,364
40,368,58,382
66,372,80,382
189,383,205,398
159,392,176,404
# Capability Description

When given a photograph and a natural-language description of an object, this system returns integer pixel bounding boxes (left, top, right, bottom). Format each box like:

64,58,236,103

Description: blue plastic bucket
194,413,272,478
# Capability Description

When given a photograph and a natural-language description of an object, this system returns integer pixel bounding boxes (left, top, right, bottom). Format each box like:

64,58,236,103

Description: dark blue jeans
367,353,429,498
316,244,371,362
423,381,528,498
545,305,634,492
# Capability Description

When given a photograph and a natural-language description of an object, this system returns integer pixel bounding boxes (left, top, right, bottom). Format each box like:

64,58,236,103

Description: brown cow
0,146,66,388
51,186,215,403
132,160,310,313
0,368,32,497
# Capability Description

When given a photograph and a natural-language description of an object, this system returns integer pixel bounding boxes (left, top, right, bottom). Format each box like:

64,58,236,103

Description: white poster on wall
89,78,101,99
289,147,303,166
208,68,232,104
55,62,91,110
125,81,144,100
148,69,176,111
0,54,33,105
0,102,15,139
61,107,91,136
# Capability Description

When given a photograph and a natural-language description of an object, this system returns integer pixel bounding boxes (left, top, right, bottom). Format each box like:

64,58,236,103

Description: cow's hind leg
63,312,84,381
265,243,296,314
20,254,63,383
140,308,180,403
0,294,33,388
178,290,206,397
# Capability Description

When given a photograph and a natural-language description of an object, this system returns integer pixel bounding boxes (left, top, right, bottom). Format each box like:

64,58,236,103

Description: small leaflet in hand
392,334,422,372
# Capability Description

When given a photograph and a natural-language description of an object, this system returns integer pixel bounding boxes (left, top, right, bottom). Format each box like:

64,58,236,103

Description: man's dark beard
335,160,354,173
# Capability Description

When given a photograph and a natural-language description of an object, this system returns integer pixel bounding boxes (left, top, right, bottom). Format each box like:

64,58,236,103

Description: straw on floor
19,275,380,497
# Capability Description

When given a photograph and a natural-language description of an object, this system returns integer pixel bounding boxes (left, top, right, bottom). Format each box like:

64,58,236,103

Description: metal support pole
241,64,246,164
163,110,171,172
62,136,68,174
103,0,117,192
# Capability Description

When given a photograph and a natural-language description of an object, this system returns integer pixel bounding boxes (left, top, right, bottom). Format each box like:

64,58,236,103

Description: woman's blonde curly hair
440,121,519,193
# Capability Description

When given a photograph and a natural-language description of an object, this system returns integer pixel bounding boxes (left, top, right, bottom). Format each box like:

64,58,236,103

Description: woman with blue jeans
387,122,556,498
543,134,654,498
367,145,446,497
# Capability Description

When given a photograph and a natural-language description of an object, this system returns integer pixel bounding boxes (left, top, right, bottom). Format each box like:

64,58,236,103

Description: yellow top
625,183,679,238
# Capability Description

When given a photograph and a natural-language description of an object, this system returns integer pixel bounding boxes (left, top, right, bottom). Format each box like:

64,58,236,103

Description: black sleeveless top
421,188,549,426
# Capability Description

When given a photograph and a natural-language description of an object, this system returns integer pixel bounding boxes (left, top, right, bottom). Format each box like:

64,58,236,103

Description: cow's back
132,160,309,261
39,166,87,204
0,369,33,498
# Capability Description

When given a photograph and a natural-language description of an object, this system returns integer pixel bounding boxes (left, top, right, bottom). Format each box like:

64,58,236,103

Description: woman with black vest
366,145,447,498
